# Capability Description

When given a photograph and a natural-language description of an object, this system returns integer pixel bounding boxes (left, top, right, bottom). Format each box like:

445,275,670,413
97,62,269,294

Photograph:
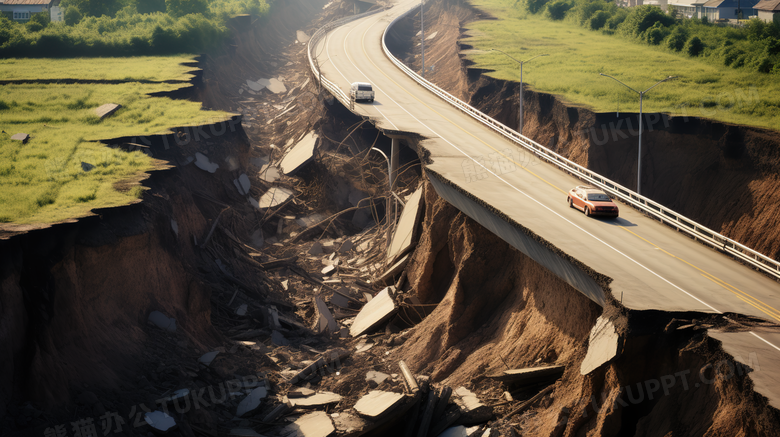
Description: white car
350,82,374,103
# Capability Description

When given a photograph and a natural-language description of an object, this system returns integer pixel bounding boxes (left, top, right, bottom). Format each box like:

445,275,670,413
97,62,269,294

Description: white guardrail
308,5,780,281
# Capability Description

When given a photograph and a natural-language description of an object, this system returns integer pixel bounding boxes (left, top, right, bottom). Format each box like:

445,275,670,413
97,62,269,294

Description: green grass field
464,0,780,130
0,56,199,82
0,56,232,225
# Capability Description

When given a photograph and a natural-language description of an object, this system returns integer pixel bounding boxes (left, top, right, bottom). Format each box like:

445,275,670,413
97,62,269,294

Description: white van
350,82,374,103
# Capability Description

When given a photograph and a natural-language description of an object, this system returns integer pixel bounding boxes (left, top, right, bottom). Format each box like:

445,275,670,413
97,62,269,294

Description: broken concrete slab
308,241,323,256
280,131,317,175
10,133,29,143
438,426,469,437
488,365,565,386
338,240,354,253
257,187,293,209
198,351,219,367
246,79,263,91
366,370,390,388
236,386,268,417
350,286,398,337
194,152,219,173
234,173,251,195
453,387,492,425
262,401,291,423
259,164,281,183
282,411,335,437
95,103,121,119
288,392,342,408
313,296,338,334
144,411,177,433
332,412,369,435
353,390,404,419
330,293,351,309
148,311,176,332
377,253,410,284
580,316,621,375
296,30,311,43
288,388,315,398
321,265,337,276
386,186,424,265
236,304,248,317
272,330,290,346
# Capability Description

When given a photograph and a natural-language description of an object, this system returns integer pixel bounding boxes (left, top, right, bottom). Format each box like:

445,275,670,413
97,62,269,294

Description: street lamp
599,73,676,195
491,49,548,135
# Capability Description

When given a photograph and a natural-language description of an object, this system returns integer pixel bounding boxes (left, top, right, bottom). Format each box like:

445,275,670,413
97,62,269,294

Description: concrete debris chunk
365,370,390,388
386,186,424,265
246,79,263,91
95,103,121,119
296,30,311,43
10,133,29,143
288,391,342,408
234,173,251,195
332,412,369,434
308,241,323,256
170,219,178,237
262,401,291,423
489,365,565,386
272,330,290,346
453,387,492,425
198,351,219,367
349,286,398,337
338,240,354,253
280,131,317,175
353,390,404,419
144,411,177,434
288,388,315,398
236,386,268,417
438,426,468,437
256,187,293,210
148,311,177,333
194,152,219,173
162,389,190,404
321,265,337,276
580,316,621,375
282,411,335,437
236,304,248,316
259,164,281,182
330,293,350,309
355,340,374,354
313,296,338,334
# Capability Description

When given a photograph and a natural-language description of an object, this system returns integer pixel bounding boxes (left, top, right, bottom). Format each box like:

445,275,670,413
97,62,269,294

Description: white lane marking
323,23,399,130
332,11,780,353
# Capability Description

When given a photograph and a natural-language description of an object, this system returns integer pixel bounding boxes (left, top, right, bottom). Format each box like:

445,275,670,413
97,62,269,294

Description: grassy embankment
0,56,232,225
463,0,780,130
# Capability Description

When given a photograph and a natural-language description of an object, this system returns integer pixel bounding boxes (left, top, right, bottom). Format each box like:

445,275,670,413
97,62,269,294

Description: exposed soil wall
393,178,780,436
392,0,780,262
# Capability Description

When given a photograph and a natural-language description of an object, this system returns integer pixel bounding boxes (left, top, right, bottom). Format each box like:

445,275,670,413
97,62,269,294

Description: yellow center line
701,274,780,321
620,225,780,320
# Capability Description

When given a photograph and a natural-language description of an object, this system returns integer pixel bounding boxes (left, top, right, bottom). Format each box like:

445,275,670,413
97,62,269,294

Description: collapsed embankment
392,0,780,262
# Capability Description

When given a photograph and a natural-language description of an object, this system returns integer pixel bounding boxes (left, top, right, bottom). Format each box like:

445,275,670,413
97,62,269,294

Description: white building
0,0,55,21
702,0,760,20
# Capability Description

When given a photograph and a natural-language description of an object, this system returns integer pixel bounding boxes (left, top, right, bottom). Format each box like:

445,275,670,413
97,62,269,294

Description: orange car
567,185,619,218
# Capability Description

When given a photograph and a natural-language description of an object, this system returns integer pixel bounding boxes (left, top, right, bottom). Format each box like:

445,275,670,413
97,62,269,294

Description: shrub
64,6,83,26
605,8,628,30
685,36,704,56
619,6,674,38
589,10,611,30
546,0,573,20
525,0,550,14
666,27,687,51
644,22,669,45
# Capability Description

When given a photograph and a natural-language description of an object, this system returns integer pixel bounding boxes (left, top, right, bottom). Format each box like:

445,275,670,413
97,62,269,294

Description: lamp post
491,49,548,135
599,73,675,195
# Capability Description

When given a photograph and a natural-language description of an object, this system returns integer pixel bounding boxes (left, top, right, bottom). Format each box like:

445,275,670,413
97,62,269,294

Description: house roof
754,0,780,10
668,0,708,7
0,0,52,5
704,0,761,8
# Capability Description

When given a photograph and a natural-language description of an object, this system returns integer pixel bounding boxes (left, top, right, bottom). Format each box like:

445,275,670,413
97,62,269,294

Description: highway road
311,0,780,406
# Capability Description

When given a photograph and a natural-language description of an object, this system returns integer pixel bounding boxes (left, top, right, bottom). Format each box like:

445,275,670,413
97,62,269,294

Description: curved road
312,0,780,406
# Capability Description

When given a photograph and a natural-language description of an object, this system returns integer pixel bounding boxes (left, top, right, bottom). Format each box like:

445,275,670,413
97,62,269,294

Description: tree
60,0,123,17
26,11,50,32
165,0,209,17
685,36,704,56
64,6,83,25
546,0,573,20
589,10,611,30
665,27,687,51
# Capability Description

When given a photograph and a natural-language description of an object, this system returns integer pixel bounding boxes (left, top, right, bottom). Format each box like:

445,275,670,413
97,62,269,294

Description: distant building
668,0,708,18
703,0,760,20
0,0,57,21
754,0,780,22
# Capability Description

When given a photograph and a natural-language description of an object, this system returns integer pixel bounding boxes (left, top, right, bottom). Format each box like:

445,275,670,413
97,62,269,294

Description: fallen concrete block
366,370,390,388
353,390,404,419
313,296,338,334
235,304,248,316
10,133,29,143
438,426,469,437
234,173,251,195
282,411,335,437
350,286,398,337
262,401,291,423
198,351,219,367
580,316,621,375
194,152,219,173
236,386,268,417
453,387,492,425
338,240,354,253
488,365,565,386
148,311,176,333
280,131,317,175
144,411,177,434
257,187,293,210
386,186,424,265
288,388,315,398
95,103,121,119
288,391,342,408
